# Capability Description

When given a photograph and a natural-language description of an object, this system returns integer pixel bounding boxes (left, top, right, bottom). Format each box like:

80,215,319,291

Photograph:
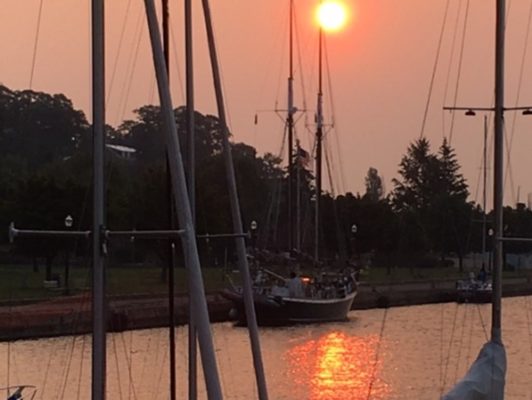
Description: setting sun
316,1,348,32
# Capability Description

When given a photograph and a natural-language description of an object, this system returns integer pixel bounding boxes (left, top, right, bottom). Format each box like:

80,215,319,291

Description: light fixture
250,220,258,231
64,215,73,228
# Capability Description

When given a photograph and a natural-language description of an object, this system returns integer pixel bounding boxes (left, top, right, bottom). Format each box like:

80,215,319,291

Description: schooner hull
221,289,357,326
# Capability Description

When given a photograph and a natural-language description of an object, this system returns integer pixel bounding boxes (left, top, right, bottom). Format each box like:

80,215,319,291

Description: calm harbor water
1,296,531,399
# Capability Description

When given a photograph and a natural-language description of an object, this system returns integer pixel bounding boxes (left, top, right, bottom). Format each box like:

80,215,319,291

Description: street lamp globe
250,220,258,231
351,224,357,234
65,215,73,228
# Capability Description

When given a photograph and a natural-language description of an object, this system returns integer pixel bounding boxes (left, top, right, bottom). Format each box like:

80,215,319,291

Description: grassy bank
0,263,228,302
1,262,530,303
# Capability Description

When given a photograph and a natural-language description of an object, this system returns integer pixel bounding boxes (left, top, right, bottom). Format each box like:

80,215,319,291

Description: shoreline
1,277,531,341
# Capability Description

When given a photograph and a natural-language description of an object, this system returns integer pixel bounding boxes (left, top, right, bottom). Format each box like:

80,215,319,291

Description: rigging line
111,334,125,400
126,330,135,400
117,331,139,399
73,244,92,400
5,267,13,391
76,335,88,400
57,266,93,399
40,316,61,398
324,137,338,196
254,3,286,118
213,325,232,396
366,308,388,400
447,0,471,145
169,16,185,103
115,8,144,125
525,296,532,360
324,43,346,194
442,0,462,140
470,117,493,207
273,3,289,109
452,305,469,385
420,0,451,139
503,125,517,205
439,303,446,391
504,1,532,204
293,7,315,151
107,0,133,105
207,16,235,133
464,305,476,372
29,0,45,89
113,331,138,399
138,326,154,398
58,326,83,399
148,75,157,105
440,302,459,396
324,137,336,195
475,304,489,341
150,328,165,398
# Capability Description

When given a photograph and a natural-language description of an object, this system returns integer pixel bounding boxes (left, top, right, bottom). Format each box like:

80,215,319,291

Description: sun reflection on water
286,331,390,400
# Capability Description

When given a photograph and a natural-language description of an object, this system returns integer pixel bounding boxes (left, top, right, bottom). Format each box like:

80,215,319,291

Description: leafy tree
0,85,89,169
117,105,225,165
364,167,384,202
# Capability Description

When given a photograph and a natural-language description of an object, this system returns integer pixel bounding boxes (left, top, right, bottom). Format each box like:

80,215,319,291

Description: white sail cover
442,341,506,400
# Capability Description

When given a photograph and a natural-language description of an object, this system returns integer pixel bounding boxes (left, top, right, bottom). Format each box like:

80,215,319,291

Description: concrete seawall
1,277,530,341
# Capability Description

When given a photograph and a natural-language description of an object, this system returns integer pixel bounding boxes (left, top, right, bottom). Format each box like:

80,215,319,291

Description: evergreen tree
391,137,471,267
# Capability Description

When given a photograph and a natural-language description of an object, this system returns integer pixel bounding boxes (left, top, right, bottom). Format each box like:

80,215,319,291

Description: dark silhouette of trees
364,167,384,202
391,137,473,269
4,85,532,277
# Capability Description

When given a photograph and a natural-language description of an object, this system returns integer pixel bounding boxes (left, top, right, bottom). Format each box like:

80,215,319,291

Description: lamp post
488,228,494,273
350,223,357,261
250,220,258,251
64,214,73,295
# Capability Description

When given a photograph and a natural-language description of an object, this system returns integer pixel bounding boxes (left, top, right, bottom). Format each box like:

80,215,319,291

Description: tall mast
492,0,504,344
314,27,323,263
161,1,178,399
91,0,106,398
287,0,295,252
482,115,487,271
201,0,269,398
144,0,223,397
184,0,199,397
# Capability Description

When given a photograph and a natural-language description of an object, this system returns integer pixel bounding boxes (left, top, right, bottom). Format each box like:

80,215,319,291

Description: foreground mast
91,0,106,398
314,26,324,263
443,0,506,398
491,0,504,346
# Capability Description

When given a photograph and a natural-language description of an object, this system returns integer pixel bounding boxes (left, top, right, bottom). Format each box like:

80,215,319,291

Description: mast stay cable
29,0,45,89
447,0,470,145
419,0,451,140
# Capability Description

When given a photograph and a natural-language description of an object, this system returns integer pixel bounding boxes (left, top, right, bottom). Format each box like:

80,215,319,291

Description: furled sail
442,341,506,400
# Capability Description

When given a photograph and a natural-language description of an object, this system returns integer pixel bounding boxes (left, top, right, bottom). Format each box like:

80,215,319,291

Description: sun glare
316,1,348,33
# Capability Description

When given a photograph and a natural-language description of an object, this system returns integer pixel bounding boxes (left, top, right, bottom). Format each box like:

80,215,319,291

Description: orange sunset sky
2,0,532,209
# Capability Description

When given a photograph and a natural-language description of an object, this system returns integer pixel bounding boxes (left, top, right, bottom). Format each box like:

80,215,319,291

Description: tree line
1,85,531,275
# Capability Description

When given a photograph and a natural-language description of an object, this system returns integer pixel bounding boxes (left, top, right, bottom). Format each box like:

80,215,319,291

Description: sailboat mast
91,0,106,398
201,1,269,398
144,0,223,397
161,1,178,399
287,0,295,252
184,0,199,397
314,27,323,263
482,115,487,271
492,0,504,344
